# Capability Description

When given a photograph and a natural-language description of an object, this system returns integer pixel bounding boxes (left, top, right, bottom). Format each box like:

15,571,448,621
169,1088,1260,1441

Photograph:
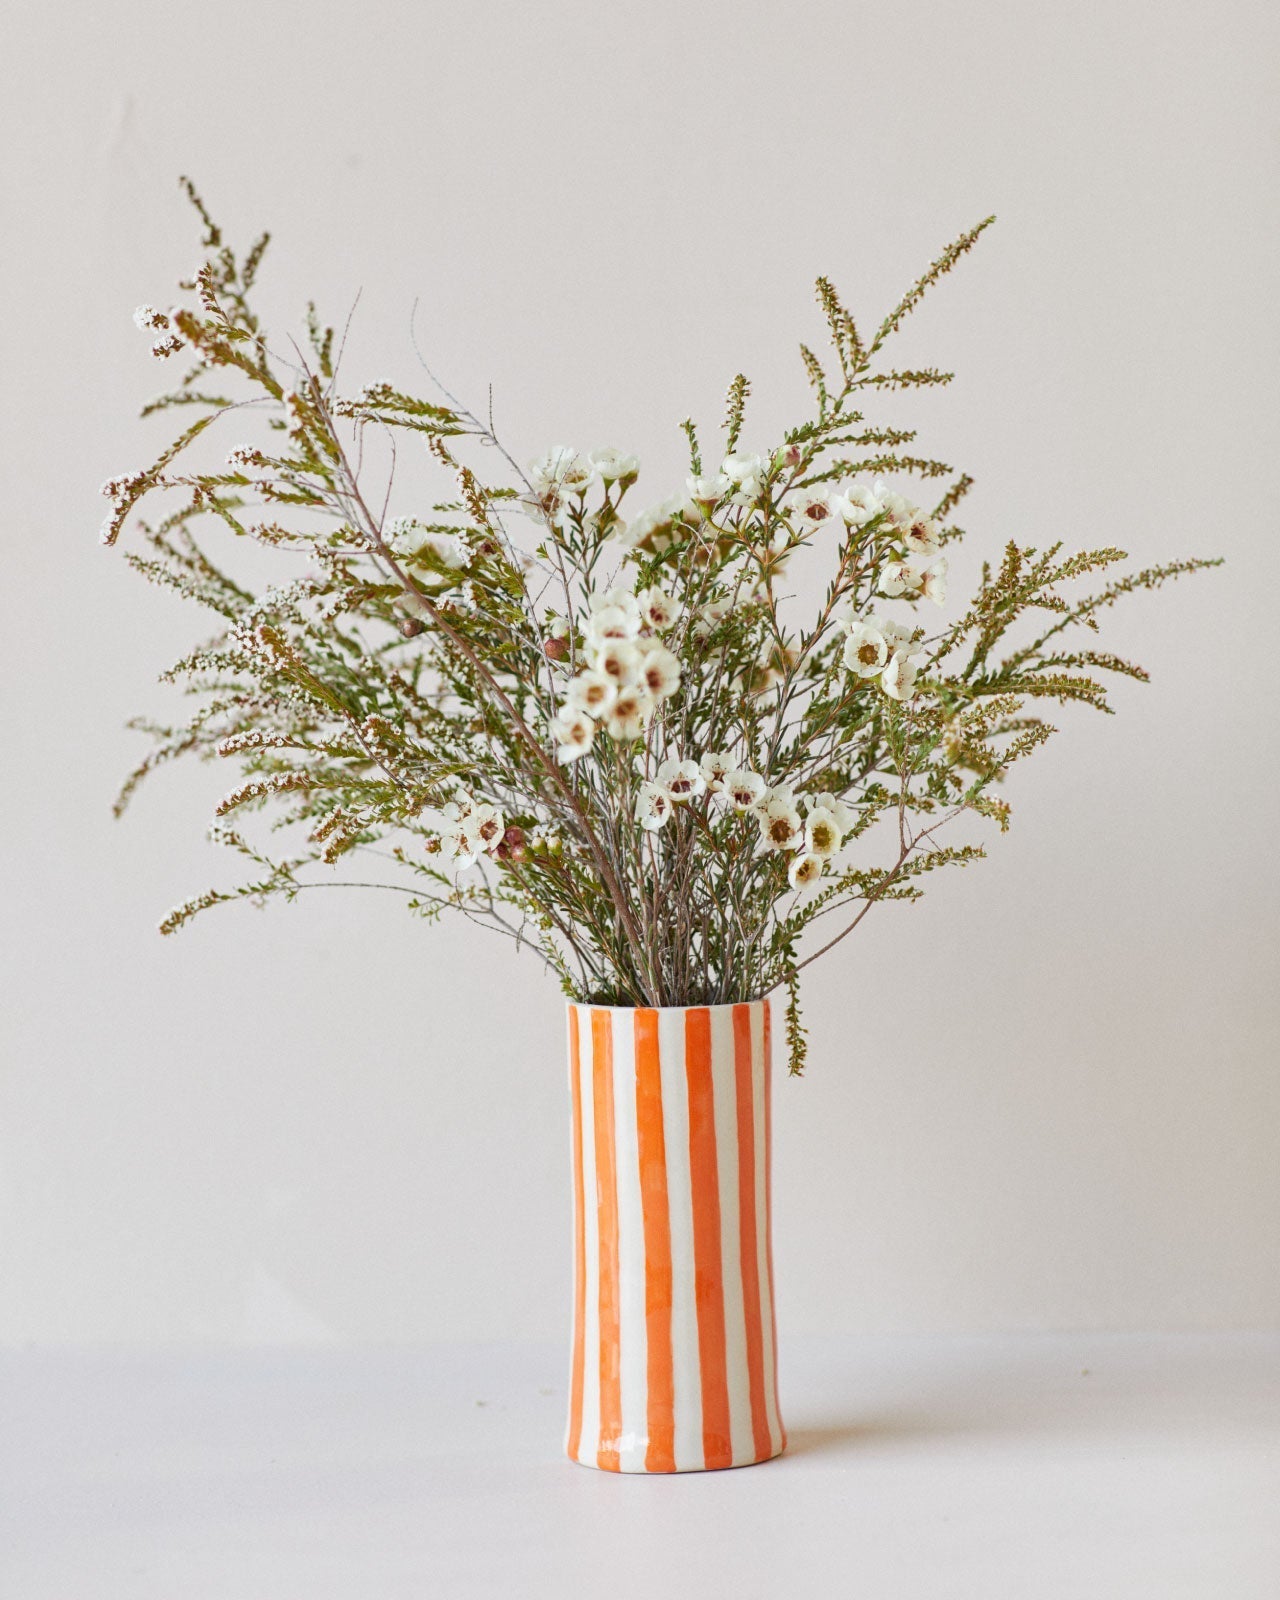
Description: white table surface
3,1334,1277,1598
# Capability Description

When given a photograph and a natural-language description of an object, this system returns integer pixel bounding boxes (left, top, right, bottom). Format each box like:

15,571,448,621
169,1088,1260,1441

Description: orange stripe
734,1004,771,1463
591,1009,622,1472
763,1000,784,1448
685,1008,733,1469
565,1007,586,1463
634,1010,675,1472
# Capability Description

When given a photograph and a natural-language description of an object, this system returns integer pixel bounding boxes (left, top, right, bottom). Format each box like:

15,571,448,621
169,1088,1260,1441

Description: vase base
566,1441,786,1474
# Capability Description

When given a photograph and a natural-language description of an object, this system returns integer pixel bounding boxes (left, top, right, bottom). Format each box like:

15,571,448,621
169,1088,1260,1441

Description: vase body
564,1000,785,1472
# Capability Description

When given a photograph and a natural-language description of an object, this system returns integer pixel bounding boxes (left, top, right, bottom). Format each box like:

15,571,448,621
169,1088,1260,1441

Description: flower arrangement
103,182,1216,1071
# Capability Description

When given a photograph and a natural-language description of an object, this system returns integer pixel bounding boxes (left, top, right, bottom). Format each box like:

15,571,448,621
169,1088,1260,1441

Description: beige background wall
2,0,1276,1345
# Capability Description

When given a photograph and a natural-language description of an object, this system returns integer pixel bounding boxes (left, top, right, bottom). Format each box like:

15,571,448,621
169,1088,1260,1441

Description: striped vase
564,999,785,1473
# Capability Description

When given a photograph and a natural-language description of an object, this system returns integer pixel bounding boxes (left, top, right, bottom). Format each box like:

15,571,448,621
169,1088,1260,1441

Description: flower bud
398,616,425,638
543,637,569,661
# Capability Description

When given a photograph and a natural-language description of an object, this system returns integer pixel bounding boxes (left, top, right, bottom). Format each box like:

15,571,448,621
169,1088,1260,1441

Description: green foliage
102,184,1220,1074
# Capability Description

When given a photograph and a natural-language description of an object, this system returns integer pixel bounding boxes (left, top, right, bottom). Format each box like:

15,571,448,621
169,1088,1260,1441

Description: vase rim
566,997,769,1015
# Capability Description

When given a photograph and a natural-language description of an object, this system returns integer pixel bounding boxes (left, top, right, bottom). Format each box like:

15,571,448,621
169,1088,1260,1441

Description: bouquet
102,182,1215,1071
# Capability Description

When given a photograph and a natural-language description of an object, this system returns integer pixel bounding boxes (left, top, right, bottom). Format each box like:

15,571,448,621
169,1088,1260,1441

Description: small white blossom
788,852,825,888
566,670,619,718
589,585,641,618
133,305,168,331
880,559,925,599
757,798,805,852
787,485,848,534
440,816,483,870
842,484,885,526
637,644,681,702
655,757,705,802
468,803,505,851
635,781,674,831
593,637,643,684
605,685,654,741
636,585,679,631
551,706,596,763
723,769,766,812
881,653,920,701
722,452,767,503
876,485,917,530
685,472,732,508
586,602,643,651
902,513,942,562
699,751,734,793
865,614,917,654
804,806,843,858
843,622,889,678
589,446,639,482
806,792,857,834
920,555,948,606
617,500,680,551
529,446,593,497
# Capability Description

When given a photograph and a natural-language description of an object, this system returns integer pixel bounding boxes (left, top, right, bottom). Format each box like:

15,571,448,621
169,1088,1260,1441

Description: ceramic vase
564,999,785,1472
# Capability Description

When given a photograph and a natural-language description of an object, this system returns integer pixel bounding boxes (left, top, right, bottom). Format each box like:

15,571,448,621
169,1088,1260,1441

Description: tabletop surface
3,1333,1278,1598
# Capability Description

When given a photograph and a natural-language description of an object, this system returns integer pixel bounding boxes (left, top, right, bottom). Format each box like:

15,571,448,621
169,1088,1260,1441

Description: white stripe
576,1009,601,1464
658,1007,704,1470
611,1012,649,1470
753,1001,781,1453
711,1007,752,1465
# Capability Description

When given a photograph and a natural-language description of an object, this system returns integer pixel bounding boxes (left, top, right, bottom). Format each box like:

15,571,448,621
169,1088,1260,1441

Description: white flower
722,451,766,485
585,600,643,650
880,559,925,599
803,806,843,858
843,622,889,678
864,613,917,654
589,586,640,619
566,670,619,719
637,644,682,701
441,793,476,824
685,472,731,507
920,556,948,606
721,452,767,503
723,769,766,812
636,585,679,631
133,304,168,332
589,446,639,482
468,802,505,851
440,816,482,870
592,638,643,684
635,781,675,831
787,486,848,533
757,798,805,852
528,446,593,497
842,484,884,527
655,757,705,802
551,706,596,763
876,485,917,530
902,513,942,562
806,792,856,834
618,500,682,551
881,653,920,701
605,685,655,741
788,852,825,889
699,751,734,793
